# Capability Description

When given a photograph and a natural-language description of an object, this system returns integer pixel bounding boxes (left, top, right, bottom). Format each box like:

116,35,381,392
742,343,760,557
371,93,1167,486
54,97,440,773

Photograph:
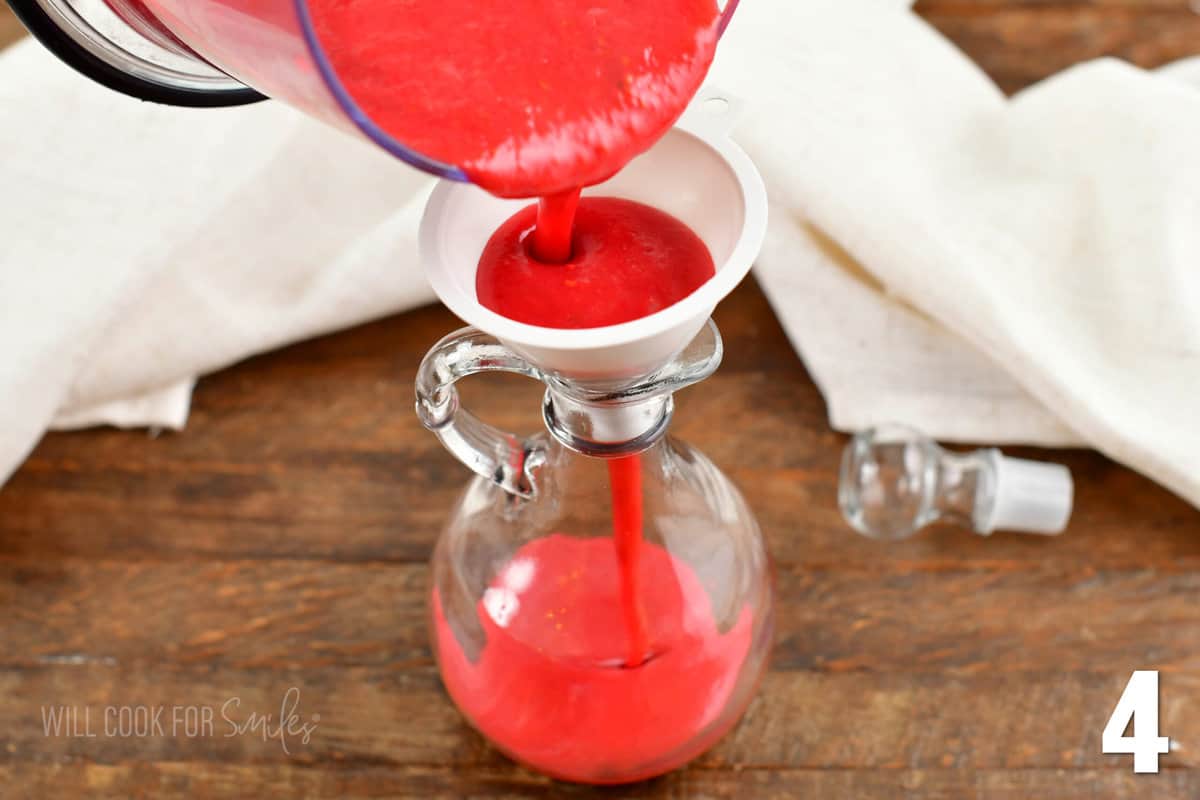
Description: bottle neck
934,449,993,532
534,319,723,459
542,389,674,458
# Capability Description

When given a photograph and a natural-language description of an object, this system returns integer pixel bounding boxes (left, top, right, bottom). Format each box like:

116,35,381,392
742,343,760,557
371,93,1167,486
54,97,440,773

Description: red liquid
531,188,582,264
309,0,721,197
477,197,715,328
432,535,754,782
608,455,649,667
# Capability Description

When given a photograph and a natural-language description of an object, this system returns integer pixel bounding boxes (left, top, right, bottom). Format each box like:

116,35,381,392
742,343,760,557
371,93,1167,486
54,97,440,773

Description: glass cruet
414,319,774,785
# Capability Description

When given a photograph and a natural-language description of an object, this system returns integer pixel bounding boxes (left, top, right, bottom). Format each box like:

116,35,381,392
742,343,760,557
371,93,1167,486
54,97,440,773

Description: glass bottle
415,320,774,785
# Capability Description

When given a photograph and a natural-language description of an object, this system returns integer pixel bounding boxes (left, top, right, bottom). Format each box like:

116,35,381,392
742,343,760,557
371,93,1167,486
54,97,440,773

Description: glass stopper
838,423,1074,541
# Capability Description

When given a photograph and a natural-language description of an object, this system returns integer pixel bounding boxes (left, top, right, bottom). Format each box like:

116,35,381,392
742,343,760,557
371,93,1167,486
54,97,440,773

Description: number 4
1102,670,1171,773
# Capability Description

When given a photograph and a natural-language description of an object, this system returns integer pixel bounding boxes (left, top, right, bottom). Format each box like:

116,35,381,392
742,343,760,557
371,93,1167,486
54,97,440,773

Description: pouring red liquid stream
608,454,649,667
490,194,689,670
487,196,685,681
531,189,582,264
439,196,739,780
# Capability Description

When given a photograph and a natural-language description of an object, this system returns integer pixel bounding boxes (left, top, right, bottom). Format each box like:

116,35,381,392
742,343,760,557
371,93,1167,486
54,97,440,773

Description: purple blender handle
294,0,743,184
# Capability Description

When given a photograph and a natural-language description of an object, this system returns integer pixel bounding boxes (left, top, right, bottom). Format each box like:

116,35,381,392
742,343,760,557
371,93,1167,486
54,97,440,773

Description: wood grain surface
2,2,1200,798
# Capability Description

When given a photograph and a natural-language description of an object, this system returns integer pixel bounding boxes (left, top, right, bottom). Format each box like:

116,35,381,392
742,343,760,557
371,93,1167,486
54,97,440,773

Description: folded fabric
711,0,1200,506
0,38,435,485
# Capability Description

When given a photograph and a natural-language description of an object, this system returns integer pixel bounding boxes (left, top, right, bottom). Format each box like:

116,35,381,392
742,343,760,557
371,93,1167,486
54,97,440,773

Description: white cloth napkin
709,0,1200,508
0,37,435,486
3,2,1200,511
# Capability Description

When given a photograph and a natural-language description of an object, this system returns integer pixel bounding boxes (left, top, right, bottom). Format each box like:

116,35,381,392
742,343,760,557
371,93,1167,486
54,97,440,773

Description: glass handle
415,328,546,499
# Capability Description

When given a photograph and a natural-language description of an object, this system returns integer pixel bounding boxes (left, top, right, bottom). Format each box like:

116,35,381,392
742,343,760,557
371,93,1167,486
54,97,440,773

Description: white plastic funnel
419,91,768,381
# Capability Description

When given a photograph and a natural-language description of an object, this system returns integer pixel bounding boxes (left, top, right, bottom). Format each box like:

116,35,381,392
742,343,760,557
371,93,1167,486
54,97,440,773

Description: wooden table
3,3,1200,797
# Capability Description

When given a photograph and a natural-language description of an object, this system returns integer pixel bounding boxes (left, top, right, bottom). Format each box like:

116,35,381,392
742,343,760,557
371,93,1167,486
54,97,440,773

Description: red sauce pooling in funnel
433,536,754,782
477,197,715,328
308,0,721,197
